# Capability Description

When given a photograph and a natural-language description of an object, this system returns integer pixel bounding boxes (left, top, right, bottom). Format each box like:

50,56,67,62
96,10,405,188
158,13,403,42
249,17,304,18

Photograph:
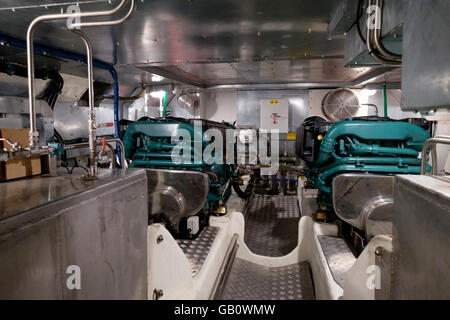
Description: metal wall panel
54,101,118,141
402,0,450,110
392,175,450,299
0,169,148,300
0,218,63,299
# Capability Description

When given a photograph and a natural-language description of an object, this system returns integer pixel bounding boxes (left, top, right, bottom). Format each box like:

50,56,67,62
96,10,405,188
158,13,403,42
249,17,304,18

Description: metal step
177,226,219,276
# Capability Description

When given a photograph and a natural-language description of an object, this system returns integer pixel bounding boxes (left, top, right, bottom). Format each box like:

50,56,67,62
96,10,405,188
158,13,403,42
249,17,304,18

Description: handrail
421,136,450,175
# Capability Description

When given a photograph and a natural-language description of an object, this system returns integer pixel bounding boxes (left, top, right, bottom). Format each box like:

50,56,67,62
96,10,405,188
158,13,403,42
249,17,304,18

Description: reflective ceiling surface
0,0,380,87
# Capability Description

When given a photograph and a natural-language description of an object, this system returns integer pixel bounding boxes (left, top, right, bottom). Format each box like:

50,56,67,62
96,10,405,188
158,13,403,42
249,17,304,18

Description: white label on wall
260,99,289,133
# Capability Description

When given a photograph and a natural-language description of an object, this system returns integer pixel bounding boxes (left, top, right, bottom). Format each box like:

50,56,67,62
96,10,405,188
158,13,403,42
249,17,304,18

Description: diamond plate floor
218,258,315,300
317,235,356,288
176,227,219,276
244,195,300,257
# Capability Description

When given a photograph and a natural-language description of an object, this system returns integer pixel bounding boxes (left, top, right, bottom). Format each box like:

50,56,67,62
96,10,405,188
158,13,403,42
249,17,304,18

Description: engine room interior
1,0,450,303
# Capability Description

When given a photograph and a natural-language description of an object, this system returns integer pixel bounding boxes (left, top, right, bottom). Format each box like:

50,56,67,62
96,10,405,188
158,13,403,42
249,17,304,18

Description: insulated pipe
26,0,129,149
373,0,402,62
72,29,97,178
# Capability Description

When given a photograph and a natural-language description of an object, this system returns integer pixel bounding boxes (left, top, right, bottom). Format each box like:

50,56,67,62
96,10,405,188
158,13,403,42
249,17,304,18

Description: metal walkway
244,195,301,257
177,226,219,276
218,258,315,300
317,235,356,288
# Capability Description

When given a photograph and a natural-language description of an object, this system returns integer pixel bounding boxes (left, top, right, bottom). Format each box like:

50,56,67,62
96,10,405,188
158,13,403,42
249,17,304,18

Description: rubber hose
232,177,253,199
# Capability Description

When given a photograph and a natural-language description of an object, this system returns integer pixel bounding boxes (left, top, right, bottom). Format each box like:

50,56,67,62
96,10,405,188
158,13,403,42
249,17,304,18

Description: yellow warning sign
287,132,296,140
270,100,279,104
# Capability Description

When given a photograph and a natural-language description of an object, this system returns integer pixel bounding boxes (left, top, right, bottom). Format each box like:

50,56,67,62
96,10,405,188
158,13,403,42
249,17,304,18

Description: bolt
153,289,164,300
157,235,164,244
375,247,383,256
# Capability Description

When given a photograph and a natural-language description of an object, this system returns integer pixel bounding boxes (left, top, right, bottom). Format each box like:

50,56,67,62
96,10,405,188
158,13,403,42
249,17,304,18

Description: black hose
356,0,367,45
232,176,253,199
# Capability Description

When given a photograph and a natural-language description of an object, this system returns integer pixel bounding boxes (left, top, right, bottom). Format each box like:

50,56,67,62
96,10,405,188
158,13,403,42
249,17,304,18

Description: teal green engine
123,117,235,215
296,116,431,208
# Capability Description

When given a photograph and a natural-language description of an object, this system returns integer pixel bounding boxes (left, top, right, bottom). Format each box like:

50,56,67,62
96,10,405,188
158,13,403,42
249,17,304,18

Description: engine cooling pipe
26,0,131,150
346,141,419,157
314,120,430,166
319,156,426,173
318,164,424,194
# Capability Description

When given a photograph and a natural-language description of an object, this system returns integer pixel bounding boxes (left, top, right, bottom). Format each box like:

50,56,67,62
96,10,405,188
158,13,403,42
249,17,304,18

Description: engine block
296,116,431,207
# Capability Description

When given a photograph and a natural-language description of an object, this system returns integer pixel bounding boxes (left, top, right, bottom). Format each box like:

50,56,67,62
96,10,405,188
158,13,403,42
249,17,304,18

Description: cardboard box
0,128,42,181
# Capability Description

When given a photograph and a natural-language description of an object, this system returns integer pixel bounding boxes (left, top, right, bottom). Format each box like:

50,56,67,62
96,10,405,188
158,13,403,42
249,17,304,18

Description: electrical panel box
260,99,289,133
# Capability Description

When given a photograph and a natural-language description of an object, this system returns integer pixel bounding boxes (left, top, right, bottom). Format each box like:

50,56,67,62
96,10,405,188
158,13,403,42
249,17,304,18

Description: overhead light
359,89,377,103
150,90,165,98
151,74,164,82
